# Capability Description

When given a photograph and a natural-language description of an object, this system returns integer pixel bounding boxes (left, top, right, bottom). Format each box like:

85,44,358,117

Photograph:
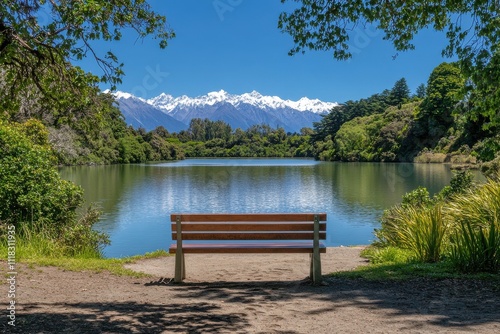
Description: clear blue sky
79,0,456,103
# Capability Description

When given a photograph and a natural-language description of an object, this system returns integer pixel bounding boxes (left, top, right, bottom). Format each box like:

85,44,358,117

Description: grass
22,251,169,277
377,205,449,263
1,218,172,277
446,179,500,273
330,246,500,282
0,238,170,277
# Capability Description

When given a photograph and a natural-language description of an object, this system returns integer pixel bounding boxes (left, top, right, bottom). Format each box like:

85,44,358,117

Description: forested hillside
310,62,500,176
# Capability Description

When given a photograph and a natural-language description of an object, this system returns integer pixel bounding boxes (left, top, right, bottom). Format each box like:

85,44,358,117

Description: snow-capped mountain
112,90,338,133
147,90,337,114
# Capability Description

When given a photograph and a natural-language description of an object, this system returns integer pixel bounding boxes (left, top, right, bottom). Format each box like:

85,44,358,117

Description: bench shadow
146,276,500,330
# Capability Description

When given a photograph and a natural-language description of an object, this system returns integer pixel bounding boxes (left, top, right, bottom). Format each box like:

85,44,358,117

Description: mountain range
112,90,338,133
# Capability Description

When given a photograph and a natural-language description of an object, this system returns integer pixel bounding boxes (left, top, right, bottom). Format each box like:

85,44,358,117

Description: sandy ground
3,246,500,333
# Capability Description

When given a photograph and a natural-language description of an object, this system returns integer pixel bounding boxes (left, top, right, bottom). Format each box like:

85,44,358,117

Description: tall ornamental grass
377,205,448,263
447,179,500,273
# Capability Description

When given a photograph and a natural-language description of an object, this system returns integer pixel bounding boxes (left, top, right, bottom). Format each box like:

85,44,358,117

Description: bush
376,205,448,263
401,187,433,207
0,120,82,225
436,170,474,200
481,155,500,179
0,120,108,258
447,179,500,273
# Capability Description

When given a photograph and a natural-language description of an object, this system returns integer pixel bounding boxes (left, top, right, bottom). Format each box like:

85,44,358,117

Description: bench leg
310,253,314,280
311,214,322,284
182,252,186,279
311,251,322,284
174,250,185,283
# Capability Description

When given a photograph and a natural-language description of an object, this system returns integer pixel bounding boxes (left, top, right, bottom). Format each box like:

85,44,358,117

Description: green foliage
0,120,82,225
415,84,426,99
480,155,500,180
390,78,410,106
0,120,108,257
450,220,500,274
167,119,314,158
59,205,110,257
436,170,474,201
376,205,448,263
419,62,465,140
376,170,500,273
311,87,395,143
1,0,174,93
362,246,413,265
401,187,433,207
310,61,500,163
118,134,148,163
446,179,500,273
279,2,499,118
331,102,416,161
474,136,500,162
280,3,500,163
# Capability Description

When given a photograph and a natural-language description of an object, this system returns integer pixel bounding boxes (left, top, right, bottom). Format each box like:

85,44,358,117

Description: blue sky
79,0,456,103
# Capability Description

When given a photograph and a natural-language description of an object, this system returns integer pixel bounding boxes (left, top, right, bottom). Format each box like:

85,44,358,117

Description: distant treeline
112,119,314,162
3,62,499,175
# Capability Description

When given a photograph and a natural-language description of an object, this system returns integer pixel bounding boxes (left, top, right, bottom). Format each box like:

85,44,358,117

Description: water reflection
60,159,468,258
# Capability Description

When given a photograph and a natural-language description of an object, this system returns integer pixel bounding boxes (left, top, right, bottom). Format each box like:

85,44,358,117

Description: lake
59,159,463,258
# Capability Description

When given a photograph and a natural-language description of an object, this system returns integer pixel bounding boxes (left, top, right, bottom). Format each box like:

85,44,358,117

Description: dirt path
4,247,500,333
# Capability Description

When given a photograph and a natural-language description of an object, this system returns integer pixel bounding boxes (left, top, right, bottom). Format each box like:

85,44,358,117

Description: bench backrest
170,213,327,241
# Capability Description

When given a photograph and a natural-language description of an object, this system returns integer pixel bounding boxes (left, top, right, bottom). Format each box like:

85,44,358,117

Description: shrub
0,120,108,258
376,205,448,263
447,179,500,273
0,120,82,226
401,187,433,207
436,170,474,200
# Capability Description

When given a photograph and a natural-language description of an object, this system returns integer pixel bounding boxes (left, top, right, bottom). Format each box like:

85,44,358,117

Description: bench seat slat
172,232,327,240
169,242,327,254
170,213,327,223
171,222,327,232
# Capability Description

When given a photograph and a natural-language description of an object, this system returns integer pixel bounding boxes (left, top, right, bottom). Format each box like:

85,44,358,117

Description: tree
419,62,465,141
278,1,500,127
390,78,410,106
311,106,346,142
1,1,174,111
279,1,498,65
415,84,427,99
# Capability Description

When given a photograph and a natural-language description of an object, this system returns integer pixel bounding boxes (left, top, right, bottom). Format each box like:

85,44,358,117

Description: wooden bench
169,213,327,284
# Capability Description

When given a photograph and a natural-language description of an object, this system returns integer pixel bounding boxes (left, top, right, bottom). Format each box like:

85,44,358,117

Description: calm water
60,159,462,258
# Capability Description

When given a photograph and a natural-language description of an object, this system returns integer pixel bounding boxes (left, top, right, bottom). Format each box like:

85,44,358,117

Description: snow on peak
147,93,174,105
107,90,147,102
205,89,232,104
114,90,338,114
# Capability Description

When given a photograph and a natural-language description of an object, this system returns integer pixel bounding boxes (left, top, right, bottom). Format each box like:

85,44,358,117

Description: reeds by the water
447,180,500,273
376,173,500,274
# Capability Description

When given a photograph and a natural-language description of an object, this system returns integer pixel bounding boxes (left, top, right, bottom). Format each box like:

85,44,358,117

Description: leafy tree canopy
279,0,500,137
0,0,174,103
415,83,426,99
390,77,410,106
279,0,498,66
